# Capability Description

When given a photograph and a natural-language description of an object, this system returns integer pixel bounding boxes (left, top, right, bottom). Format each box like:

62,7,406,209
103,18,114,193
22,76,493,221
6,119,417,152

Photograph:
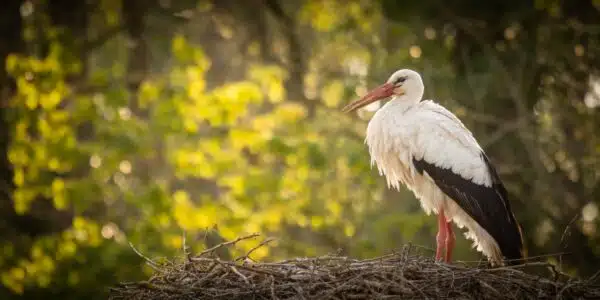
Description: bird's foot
435,208,448,262
435,230,446,261
444,221,455,262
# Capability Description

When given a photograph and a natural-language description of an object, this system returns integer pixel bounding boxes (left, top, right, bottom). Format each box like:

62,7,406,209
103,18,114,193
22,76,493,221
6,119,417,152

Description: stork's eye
395,76,407,85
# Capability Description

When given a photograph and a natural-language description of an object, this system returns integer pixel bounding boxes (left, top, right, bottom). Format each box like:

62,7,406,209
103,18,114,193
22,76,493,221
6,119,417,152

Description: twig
270,275,279,300
559,213,580,248
128,242,160,271
587,270,600,284
490,261,570,279
457,252,570,265
230,265,250,285
126,281,181,293
197,233,260,257
182,229,192,263
226,262,285,277
236,237,275,262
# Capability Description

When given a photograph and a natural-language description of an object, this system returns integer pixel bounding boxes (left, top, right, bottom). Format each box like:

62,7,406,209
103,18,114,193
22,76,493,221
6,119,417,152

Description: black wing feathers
413,153,524,263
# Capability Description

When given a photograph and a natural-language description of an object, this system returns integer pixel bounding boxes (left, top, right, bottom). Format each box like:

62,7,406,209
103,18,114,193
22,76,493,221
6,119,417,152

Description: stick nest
110,234,600,300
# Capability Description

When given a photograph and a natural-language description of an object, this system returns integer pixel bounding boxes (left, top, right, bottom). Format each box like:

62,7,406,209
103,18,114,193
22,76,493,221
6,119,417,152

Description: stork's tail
480,154,525,266
498,219,525,265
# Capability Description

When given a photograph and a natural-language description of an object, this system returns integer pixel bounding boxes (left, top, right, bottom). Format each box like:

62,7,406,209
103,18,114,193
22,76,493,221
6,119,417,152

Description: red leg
435,209,447,261
444,220,455,262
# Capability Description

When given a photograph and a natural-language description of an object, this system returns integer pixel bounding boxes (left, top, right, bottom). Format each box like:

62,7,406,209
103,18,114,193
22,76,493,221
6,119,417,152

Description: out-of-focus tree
0,0,389,297
0,0,598,299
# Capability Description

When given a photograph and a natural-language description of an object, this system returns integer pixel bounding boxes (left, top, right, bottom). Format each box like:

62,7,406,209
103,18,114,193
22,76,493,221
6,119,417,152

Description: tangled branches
110,234,600,300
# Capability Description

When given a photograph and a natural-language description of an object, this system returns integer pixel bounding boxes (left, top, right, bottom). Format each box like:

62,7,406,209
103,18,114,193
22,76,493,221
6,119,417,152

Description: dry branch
110,234,600,300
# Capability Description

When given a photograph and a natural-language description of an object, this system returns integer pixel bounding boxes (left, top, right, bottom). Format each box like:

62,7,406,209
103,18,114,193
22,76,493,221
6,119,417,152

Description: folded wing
409,101,524,262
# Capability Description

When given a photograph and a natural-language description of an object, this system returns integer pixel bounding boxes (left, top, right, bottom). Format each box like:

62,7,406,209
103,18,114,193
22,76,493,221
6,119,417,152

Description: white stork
342,69,524,266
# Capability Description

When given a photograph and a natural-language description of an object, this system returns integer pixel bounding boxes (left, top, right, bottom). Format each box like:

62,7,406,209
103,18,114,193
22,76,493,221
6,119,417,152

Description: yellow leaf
296,214,308,227
14,120,29,141
1,274,23,295
40,255,55,272
157,213,171,228
73,217,86,229
264,207,282,230
139,81,159,108
13,189,35,214
183,119,198,133
221,175,245,196
251,115,276,132
234,82,263,104
186,66,204,82
300,1,340,31
34,145,47,162
247,65,286,103
173,190,196,229
193,48,211,72
26,166,39,182
48,110,69,123
172,34,191,62
13,168,24,187
53,195,67,210
5,54,19,73
296,166,309,181
268,82,285,103
40,90,62,110
245,221,260,233
198,162,216,179
165,234,182,249
48,158,60,171
321,80,344,107
57,240,77,259
326,201,342,219
229,129,262,150
25,94,38,110
31,244,43,259
199,139,222,157
344,223,356,237
187,77,206,99
23,262,37,277
311,216,324,229
9,267,25,281
37,118,51,138
274,103,307,122
285,154,299,166
219,226,237,241
173,190,191,204
196,203,219,228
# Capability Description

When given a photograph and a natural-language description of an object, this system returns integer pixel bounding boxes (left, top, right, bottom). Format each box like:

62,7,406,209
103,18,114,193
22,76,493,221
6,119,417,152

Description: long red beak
341,82,395,113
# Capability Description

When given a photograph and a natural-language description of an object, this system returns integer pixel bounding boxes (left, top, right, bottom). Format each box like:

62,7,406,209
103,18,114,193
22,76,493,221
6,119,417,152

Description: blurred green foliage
0,0,599,298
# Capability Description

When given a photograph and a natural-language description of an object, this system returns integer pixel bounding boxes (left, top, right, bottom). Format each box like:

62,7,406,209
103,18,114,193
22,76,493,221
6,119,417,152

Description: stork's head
342,69,424,113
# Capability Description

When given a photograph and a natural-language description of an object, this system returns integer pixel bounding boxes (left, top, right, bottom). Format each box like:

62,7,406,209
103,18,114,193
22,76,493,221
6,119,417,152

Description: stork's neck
384,93,422,113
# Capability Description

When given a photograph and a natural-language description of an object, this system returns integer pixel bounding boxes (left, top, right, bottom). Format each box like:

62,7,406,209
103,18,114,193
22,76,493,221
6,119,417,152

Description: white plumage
343,69,523,266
